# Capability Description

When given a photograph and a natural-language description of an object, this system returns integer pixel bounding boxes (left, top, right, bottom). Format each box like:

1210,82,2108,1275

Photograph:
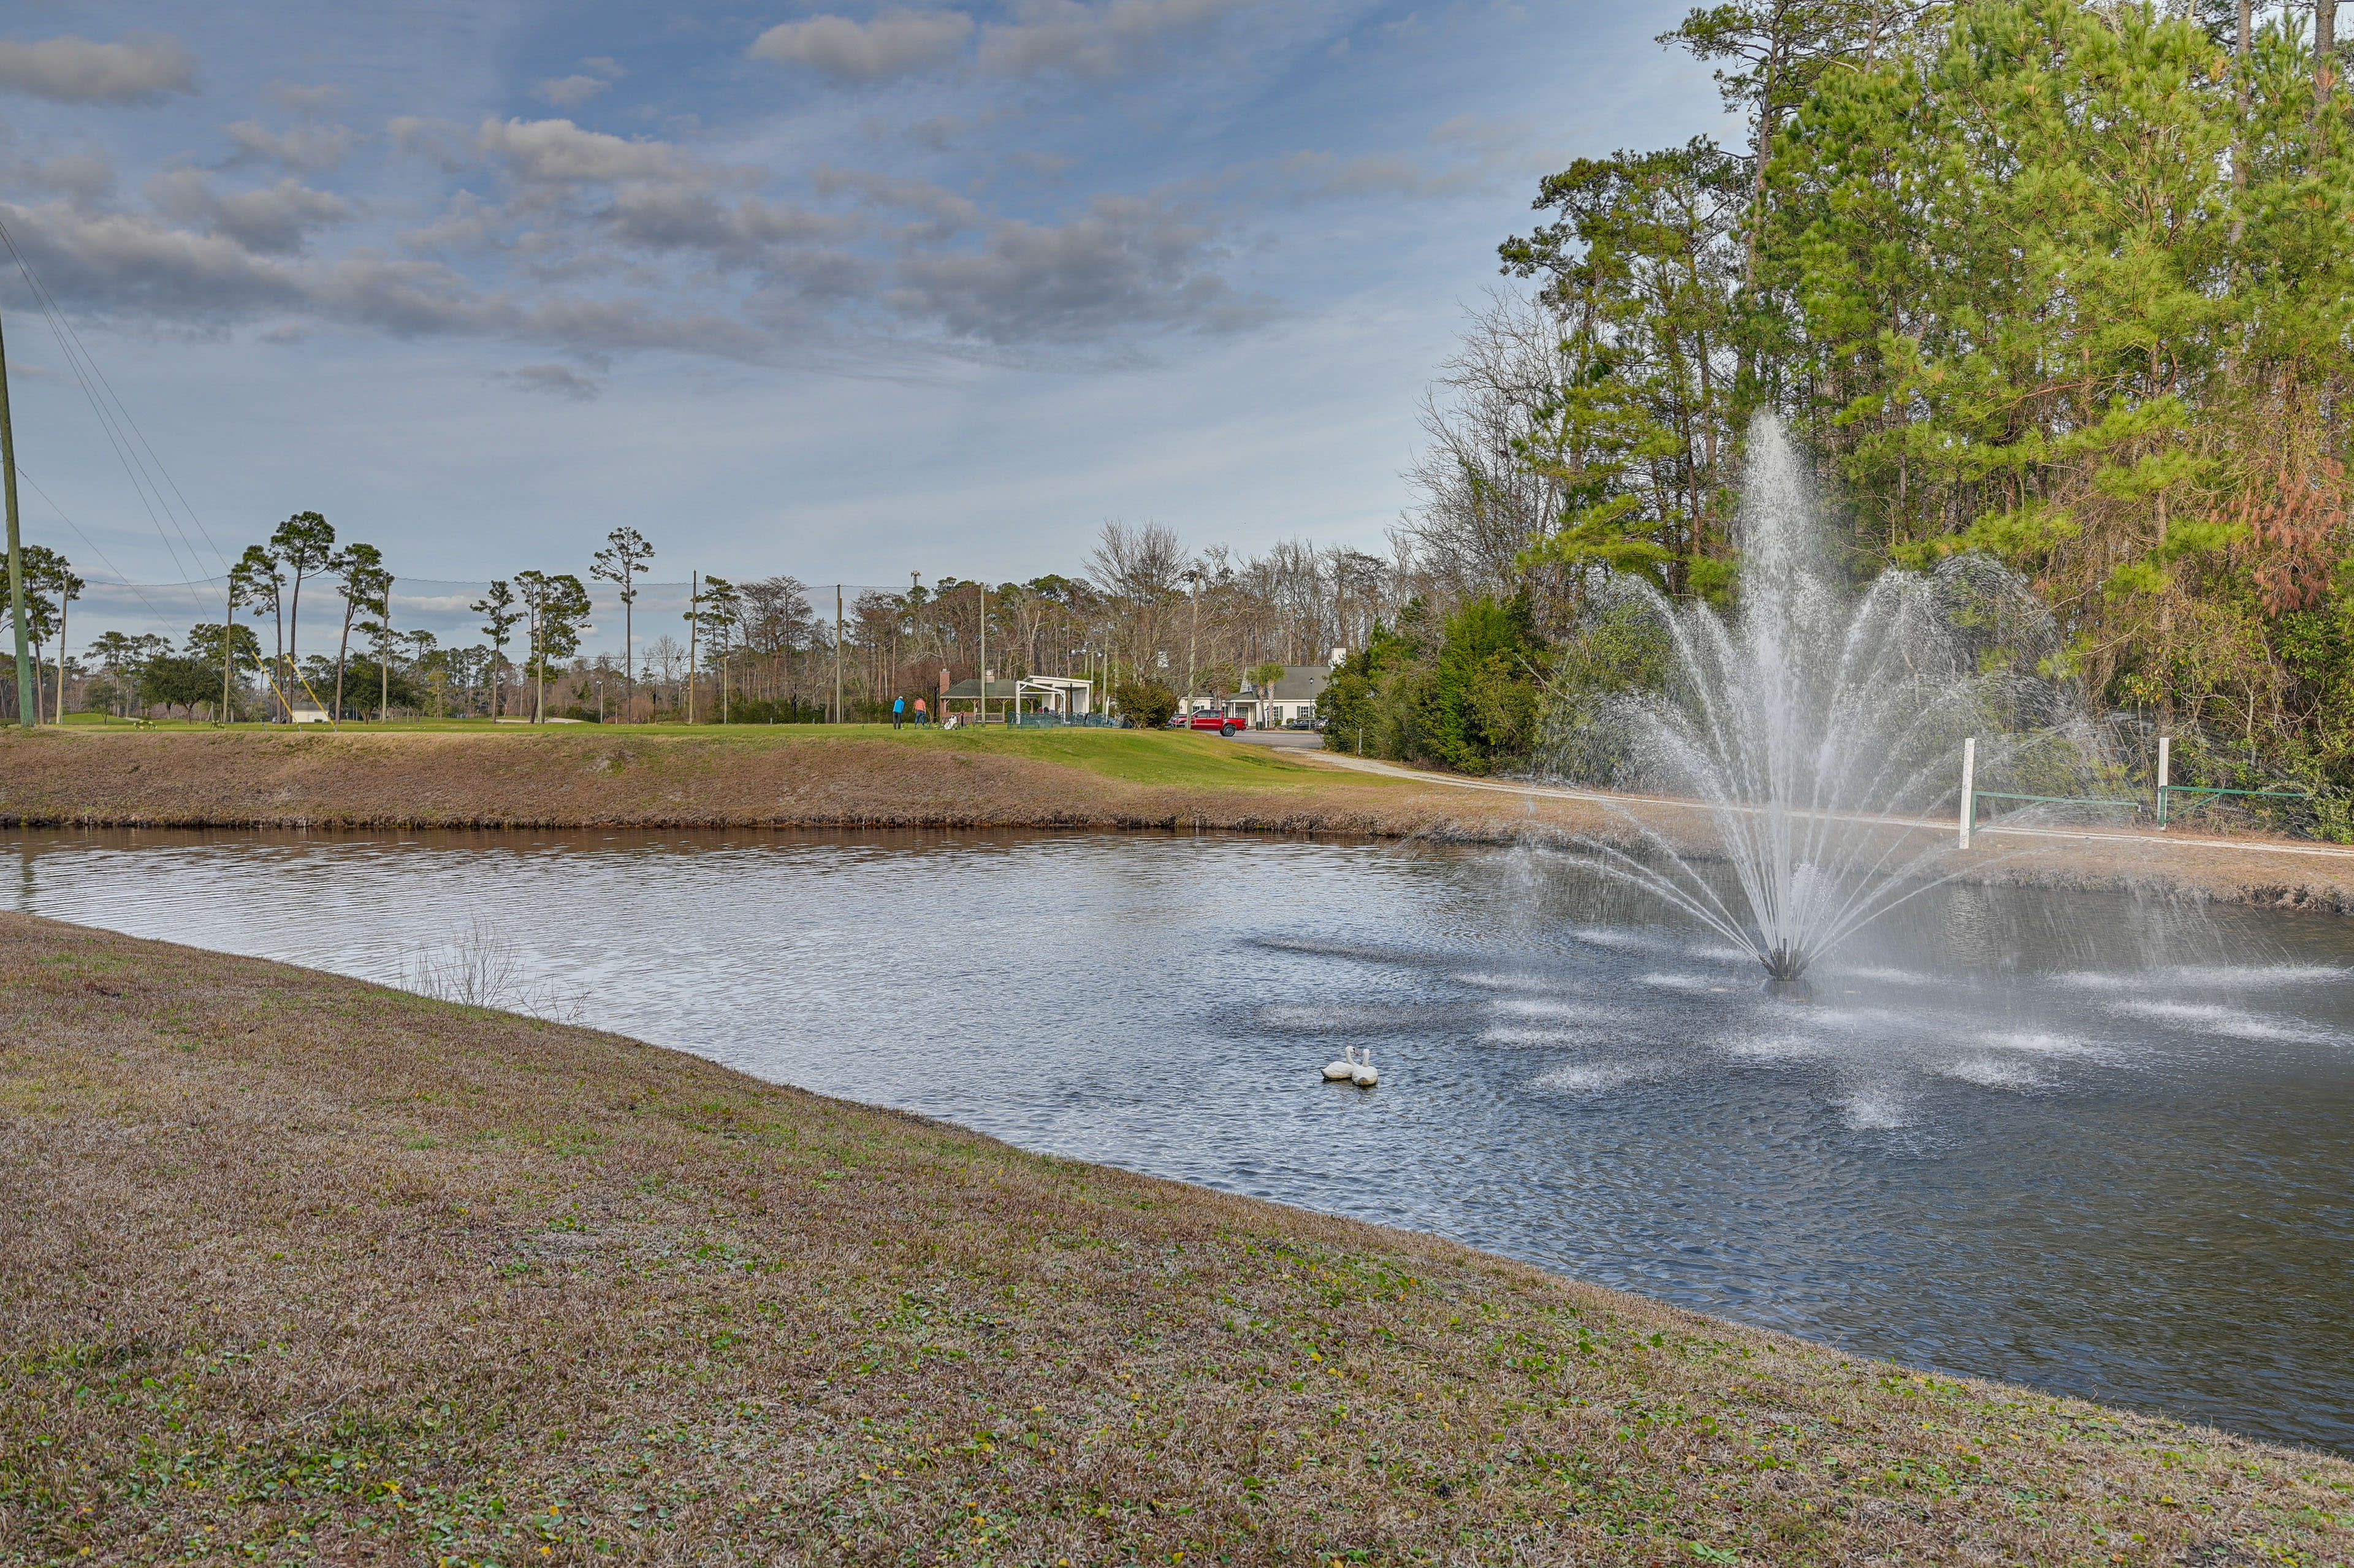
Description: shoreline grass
2,912,2348,1566
6,724,2354,920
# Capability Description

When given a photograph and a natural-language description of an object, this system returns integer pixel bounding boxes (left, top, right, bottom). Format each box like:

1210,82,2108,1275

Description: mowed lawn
3,914,2349,1566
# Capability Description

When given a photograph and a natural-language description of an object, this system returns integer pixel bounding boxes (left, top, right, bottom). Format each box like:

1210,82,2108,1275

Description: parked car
1170,709,1248,737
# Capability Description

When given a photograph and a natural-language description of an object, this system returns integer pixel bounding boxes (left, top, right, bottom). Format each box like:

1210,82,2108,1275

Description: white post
2157,734,2171,829
1957,736,1976,850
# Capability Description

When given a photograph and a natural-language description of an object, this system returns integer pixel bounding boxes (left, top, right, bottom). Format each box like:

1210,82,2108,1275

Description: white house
1179,664,1330,727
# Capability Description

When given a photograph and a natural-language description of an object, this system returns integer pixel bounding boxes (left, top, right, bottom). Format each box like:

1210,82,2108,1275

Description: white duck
1322,1046,1360,1082
1350,1048,1379,1088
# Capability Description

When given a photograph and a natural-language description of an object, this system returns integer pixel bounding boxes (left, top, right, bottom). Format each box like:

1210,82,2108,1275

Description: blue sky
0,1,1727,639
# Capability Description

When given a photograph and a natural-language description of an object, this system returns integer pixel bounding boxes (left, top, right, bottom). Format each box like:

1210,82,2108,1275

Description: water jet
1542,416,2092,983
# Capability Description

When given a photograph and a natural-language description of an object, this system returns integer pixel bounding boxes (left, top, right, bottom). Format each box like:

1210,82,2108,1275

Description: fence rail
2155,783,2310,828
1957,733,2330,845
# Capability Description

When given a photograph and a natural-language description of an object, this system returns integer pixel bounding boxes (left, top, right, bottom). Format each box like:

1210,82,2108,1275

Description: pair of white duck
1322,1046,1379,1087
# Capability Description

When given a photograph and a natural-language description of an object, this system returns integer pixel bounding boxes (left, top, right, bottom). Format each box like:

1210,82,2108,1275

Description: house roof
1265,666,1330,701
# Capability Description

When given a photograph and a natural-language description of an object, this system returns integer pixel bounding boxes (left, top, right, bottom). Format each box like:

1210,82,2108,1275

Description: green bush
1114,679,1179,730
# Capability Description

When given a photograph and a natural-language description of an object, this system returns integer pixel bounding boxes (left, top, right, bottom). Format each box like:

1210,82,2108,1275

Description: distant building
1179,665,1328,727
286,698,332,724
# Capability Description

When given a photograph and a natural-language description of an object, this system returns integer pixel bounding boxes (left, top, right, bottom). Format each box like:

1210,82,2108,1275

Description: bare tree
1087,520,1186,683
1397,291,1580,603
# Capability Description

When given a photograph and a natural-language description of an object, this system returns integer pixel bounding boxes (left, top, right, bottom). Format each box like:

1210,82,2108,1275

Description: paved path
1292,749,2354,864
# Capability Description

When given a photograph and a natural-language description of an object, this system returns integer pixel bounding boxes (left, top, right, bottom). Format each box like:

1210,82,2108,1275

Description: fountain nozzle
1759,942,1814,1001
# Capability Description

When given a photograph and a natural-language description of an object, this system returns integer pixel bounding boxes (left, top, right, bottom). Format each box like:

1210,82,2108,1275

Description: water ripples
6,826,2352,1454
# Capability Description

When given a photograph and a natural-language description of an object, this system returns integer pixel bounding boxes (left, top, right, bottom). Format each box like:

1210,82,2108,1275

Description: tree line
1,513,1421,725
1333,0,2354,826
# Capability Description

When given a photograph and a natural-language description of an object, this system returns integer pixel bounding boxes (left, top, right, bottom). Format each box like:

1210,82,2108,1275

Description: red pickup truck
1171,710,1249,737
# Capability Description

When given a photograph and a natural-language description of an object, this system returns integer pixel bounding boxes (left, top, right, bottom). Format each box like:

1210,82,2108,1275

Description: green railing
1956,733,2318,843
2155,783,2309,828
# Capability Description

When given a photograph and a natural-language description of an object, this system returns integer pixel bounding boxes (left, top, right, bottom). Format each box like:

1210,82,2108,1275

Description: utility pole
0,302,31,728
834,584,844,723
223,572,238,723
1184,565,1202,717
380,576,392,723
977,580,987,725
686,571,699,725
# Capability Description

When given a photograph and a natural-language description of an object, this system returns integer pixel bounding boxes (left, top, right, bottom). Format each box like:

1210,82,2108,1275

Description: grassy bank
2,914,2348,1566
0,725,1431,838
0,725,1406,834
6,724,2354,919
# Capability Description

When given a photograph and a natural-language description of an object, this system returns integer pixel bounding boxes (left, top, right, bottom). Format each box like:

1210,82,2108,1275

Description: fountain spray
1541,417,2092,994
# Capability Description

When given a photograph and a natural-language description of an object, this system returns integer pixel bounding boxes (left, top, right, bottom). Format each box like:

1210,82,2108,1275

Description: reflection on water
10,828,2353,1453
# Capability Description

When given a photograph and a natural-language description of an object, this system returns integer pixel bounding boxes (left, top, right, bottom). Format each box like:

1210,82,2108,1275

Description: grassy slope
0,725,1414,832
26,720,1332,791
2,915,2347,1566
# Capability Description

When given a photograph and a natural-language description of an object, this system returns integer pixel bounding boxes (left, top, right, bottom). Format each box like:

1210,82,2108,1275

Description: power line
8,462,183,630
0,217,222,622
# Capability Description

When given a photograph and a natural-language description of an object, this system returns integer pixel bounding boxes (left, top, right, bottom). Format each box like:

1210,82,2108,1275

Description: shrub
1115,679,1179,730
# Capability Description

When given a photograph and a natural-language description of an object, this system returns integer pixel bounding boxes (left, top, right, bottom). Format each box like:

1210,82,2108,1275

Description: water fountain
1540,418,2092,995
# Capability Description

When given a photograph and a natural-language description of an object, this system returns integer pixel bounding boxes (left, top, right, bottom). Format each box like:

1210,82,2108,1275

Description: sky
0,0,1730,645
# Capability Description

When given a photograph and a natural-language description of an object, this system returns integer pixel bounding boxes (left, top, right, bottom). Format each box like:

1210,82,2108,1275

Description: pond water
10,827,2353,1454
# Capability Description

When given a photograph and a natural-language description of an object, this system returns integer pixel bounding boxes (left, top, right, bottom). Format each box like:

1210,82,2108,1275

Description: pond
10,826,2352,1454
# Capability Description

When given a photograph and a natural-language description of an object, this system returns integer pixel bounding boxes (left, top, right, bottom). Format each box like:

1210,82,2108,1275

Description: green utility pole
0,302,32,728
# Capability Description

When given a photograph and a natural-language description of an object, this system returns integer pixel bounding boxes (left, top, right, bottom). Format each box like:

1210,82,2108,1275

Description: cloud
499,363,604,400
0,34,197,104
224,119,358,172
267,82,349,115
147,170,352,256
535,75,610,107
886,192,1264,343
813,169,981,240
604,185,856,264
10,152,115,201
748,10,974,82
977,0,1257,79
0,197,305,318
535,57,625,107
1273,149,1479,202
473,117,689,183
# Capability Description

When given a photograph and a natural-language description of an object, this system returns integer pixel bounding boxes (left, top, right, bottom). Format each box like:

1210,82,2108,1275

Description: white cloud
473,118,688,184
147,170,352,256
813,169,981,240
535,59,625,107
535,74,613,108
500,363,605,401
224,119,358,172
10,151,115,201
887,192,1265,343
977,0,1257,78
0,197,305,317
267,82,349,115
605,185,857,264
748,10,975,82
0,33,197,104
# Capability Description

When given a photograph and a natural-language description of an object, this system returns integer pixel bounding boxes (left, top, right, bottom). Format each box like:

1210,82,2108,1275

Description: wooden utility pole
833,585,845,724
381,576,392,722
0,302,31,728
223,576,237,723
685,571,699,725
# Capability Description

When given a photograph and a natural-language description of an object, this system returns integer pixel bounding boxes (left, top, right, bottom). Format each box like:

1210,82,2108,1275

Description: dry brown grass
2,914,2348,1566
7,725,2354,918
